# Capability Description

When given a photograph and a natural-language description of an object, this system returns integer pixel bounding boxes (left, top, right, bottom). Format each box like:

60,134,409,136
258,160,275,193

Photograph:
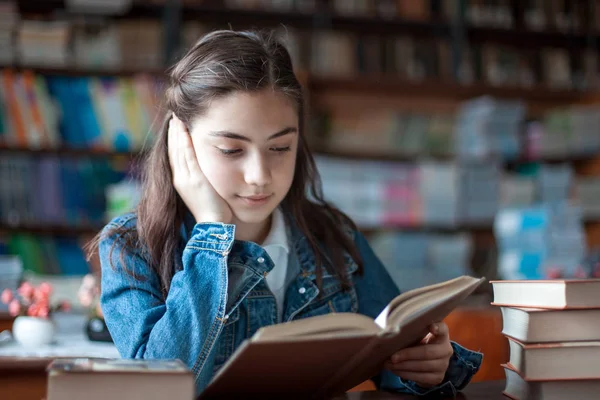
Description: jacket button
298,287,306,294
257,257,265,263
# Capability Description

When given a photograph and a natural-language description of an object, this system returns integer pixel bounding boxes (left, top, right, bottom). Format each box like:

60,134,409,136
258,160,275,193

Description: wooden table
339,380,506,399
1,357,49,400
1,306,509,400
2,357,506,400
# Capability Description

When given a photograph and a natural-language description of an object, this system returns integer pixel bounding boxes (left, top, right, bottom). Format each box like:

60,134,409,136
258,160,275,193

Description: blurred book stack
315,156,503,229
501,175,536,207
419,161,459,227
458,161,501,224
494,203,587,280
526,106,600,160
0,0,18,64
1,5,162,70
0,234,89,276
18,20,71,67
370,231,472,293
0,155,127,228
454,96,525,160
316,109,456,157
575,177,600,219
491,279,600,400
0,71,163,151
537,164,573,203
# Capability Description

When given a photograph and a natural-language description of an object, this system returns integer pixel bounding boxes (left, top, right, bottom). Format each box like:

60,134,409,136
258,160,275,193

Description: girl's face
189,88,298,229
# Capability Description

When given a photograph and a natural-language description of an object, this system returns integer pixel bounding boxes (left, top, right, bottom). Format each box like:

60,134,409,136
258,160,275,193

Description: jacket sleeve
352,230,483,396
99,219,235,393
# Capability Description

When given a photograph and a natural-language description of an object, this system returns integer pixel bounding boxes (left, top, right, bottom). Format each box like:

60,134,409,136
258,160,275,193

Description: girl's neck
234,215,272,244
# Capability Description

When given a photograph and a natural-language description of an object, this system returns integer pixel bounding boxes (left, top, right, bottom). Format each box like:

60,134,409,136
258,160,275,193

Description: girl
96,30,482,396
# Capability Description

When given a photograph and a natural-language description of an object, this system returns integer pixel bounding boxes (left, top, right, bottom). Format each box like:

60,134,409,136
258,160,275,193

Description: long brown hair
90,30,363,295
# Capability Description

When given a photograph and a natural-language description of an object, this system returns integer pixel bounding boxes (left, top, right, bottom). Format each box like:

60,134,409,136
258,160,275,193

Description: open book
199,275,484,399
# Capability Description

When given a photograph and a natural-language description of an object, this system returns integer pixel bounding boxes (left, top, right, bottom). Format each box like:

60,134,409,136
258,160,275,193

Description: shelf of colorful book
15,1,449,37
308,75,589,104
0,222,102,236
0,65,166,78
182,4,452,38
0,63,591,106
311,146,600,166
15,0,594,49
0,145,141,159
3,144,597,169
184,5,596,49
466,25,591,49
16,0,164,19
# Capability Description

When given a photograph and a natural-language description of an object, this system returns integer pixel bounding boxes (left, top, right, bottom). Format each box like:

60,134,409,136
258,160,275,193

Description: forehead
191,89,298,138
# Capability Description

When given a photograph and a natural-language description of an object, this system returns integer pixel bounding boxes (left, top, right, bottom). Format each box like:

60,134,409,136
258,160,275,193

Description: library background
1,0,600,396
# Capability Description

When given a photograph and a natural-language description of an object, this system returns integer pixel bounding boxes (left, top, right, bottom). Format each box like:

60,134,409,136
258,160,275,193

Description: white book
501,307,600,343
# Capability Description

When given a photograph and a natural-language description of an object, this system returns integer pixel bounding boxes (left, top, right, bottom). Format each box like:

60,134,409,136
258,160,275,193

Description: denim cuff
186,223,236,256
377,341,483,397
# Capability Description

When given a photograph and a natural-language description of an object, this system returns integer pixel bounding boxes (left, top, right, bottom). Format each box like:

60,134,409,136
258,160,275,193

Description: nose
244,151,272,188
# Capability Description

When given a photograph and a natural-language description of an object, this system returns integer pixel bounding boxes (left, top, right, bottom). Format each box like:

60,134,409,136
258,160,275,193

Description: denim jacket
99,212,483,397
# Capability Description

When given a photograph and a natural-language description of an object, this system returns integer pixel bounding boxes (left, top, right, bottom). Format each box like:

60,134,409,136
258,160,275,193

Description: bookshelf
2,1,600,385
1,0,600,281
0,145,139,159
0,223,102,236
0,64,587,102
0,65,166,78
312,145,600,165
308,75,588,104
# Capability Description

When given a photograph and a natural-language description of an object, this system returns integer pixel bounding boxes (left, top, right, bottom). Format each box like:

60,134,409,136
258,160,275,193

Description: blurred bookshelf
0,222,102,236
0,145,140,159
0,64,166,78
307,76,588,104
1,0,600,292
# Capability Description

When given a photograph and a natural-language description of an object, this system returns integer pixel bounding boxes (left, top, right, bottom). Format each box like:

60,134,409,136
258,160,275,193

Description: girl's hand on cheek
167,114,233,224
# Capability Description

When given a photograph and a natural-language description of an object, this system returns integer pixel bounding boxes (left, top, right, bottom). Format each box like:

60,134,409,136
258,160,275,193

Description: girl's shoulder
103,212,138,233
98,212,145,260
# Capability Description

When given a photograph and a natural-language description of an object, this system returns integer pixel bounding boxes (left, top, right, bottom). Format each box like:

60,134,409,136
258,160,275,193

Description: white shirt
261,207,290,321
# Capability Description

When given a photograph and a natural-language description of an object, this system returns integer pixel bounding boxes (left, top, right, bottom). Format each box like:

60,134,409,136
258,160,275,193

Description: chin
231,206,276,225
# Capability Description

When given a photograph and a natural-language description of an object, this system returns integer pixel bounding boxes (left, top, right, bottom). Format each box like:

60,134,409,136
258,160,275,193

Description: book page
376,276,476,330
252,312,379,341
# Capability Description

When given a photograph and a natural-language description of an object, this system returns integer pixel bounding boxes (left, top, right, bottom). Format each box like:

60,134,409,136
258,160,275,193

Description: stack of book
491,279,600,400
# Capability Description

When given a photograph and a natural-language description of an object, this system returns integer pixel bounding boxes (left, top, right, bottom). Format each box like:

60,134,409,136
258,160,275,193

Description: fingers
167,117,177,174
177,121,204,180
174,116,190,176
391,341,453,362
428,322,450,343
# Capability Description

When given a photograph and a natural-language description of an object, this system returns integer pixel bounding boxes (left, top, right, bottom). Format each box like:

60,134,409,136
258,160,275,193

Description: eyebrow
208,127,297,142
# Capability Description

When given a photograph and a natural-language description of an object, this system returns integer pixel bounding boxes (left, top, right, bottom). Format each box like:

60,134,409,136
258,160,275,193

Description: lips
241,194,271,201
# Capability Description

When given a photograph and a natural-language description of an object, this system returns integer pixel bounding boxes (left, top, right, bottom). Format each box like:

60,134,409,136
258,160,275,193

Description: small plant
1,282,71,319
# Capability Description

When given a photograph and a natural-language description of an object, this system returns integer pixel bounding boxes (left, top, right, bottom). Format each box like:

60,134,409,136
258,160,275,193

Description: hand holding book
384,322,454,388
199,275,484,398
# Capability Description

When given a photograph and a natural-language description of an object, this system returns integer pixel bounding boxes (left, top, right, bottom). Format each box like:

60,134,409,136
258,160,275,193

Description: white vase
12,316,56,348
